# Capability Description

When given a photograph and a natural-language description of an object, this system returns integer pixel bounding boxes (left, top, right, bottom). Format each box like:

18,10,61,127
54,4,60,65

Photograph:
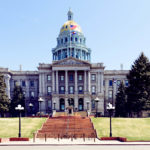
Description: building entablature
104,70,129,75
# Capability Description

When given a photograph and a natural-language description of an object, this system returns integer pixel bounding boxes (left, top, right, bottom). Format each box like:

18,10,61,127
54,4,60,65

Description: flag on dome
71,31,76,35
70,24,77,30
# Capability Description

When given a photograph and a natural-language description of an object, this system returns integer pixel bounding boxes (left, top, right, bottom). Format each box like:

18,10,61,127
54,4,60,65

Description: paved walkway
0,138,150,145
1,145,150,150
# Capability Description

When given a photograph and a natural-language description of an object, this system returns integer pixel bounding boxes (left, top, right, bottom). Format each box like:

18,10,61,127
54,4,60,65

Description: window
60,75,64,81
30,91,35,98
91,74,96,81
78,75,82,81
103,80,105,86
125,80,128,86
80,38,82,43
30,81,34,87
65,37,68,42
108,90,112,99
47,86,52,95
117,80,121,86
69,86,74,94
91,86,96,94
47,75,51,81
109,80,112,86
60,86,65,94
61,39,63,44
65,25,68,29
75,37,78,42
78,86,83,94
69,75,74,81
22,81,26,87
71,37,73,41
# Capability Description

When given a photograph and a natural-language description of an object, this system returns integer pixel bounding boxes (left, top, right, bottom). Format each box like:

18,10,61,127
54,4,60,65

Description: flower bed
9,137,29,141
101,137,127,142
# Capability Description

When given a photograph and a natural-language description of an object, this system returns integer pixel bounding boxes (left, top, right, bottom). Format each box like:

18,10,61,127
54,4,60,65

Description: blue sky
0,0,150,71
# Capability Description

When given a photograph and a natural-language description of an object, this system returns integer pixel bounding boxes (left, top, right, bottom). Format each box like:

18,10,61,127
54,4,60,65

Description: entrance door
60,98,65,111
78,98,84,111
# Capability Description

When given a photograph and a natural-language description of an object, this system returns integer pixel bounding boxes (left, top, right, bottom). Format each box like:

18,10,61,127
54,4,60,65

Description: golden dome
60,20,82,34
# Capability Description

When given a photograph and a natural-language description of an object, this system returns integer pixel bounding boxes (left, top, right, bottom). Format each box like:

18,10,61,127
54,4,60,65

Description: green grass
0,118,46,138
91,117,150,141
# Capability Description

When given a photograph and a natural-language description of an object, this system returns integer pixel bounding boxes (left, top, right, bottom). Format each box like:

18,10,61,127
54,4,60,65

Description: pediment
52,57,91,66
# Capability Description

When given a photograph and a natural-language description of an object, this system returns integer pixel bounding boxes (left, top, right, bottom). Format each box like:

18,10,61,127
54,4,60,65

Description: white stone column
84,71,87,93
88,71,91,93
74,48,76,58
105,79,109,99
97,72,100,94
42,74,45,95
52,71,55,93
100,72,104,93
113,80,117,105
65,70,68,94
56,71,58,93
75,70,77,93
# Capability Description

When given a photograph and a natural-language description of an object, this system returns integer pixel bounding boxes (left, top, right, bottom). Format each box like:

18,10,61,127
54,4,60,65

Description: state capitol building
0,10,129,116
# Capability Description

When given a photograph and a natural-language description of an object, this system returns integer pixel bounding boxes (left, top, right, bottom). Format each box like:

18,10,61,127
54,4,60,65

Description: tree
126,52,150,117
0,74,10,117
10,84,25,117
115,81,127,117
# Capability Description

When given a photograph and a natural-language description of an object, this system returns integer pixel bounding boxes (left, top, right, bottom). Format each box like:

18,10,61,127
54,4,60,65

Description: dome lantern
68,8,73,20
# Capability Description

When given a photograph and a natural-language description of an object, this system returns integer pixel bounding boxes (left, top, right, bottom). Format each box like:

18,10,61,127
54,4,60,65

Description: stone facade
0,10,129,116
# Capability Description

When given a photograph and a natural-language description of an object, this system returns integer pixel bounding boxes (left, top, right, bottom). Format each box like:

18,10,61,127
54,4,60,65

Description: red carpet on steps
36,116,97,138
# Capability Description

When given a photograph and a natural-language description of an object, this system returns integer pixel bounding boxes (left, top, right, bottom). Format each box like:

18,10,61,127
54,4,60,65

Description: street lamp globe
29,103,33,107
106,103,115,110
15,104,24,111
38,97,44,103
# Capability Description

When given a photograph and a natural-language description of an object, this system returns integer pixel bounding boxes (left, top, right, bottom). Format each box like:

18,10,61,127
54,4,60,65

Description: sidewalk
1,138,150,146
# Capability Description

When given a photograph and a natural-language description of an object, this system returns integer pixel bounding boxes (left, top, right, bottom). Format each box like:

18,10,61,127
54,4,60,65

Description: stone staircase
53,111,87,117
36,116,97,138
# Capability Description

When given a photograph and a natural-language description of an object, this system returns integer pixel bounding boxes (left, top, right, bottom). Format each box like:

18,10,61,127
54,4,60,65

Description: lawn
91,117,150,141
0,118,46,138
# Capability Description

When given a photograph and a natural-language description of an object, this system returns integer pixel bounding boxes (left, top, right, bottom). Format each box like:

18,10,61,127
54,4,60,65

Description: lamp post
106,103,115,137
15,104,24,138
29,103,33,116
38,97,44,117
53,100,56,110
87,101,89,111
95,97,100,117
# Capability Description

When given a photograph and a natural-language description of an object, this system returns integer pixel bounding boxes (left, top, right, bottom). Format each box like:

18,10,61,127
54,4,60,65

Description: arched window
80,38,82,43
75,37,78,42
65,37,68,42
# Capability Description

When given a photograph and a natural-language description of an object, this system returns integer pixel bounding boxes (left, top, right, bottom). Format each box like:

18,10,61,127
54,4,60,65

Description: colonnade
53,48,91,62
52,70,91,94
